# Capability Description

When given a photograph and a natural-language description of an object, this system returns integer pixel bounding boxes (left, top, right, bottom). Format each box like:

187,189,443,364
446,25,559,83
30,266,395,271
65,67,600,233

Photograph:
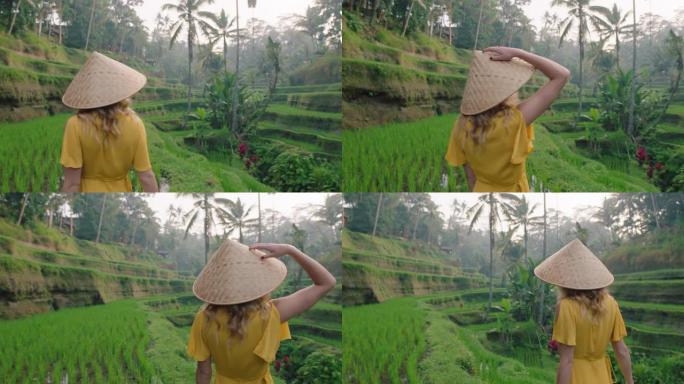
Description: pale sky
430,192,611,231
136,0,315,35
523,0,682,31
143,193,331,233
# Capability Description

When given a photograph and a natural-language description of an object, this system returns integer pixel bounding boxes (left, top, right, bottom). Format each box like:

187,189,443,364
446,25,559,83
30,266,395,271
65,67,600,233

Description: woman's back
553,295,627,383
188,302,291,384
60,111,152,192
445,107,533,191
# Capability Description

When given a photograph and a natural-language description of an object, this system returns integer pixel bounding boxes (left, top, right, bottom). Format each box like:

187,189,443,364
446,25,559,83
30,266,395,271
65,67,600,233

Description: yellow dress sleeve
611,300,628,342
510,109,534,165
60,116,83,169
187,311,211,361
254,303,289,362
445,118,467,167
552,299,576,346
133,116,152,172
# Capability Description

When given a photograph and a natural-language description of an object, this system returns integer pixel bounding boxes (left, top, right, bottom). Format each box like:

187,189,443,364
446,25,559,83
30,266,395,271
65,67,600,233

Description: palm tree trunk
257,193,262,242
85,0,96,50
372,193,383,238
627,0,636,138
96,194,106,243
538,193,548,325
204,196,210,265
401,0,415,37
223,36,228,75
186,23,193,118
615,31,620,71
17,193,29,225
576,7,584,126
231,0,240,134
523,222,528,262
487,193,494,312
473,0,484,50
8,0,22,35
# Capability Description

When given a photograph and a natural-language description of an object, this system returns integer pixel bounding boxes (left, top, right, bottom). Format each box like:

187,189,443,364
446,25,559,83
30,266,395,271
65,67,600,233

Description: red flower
655,162,664,170
548,339,559,352
283,355,289,364
636,146,647,162
274,360,281,372
250,155,259,163
238,142,248,157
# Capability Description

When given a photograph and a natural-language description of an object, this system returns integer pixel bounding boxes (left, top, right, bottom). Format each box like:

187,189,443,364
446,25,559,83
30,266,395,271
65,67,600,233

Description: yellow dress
187,302,292,384
445,107,534,192
60,112,152,192
552,295,628,384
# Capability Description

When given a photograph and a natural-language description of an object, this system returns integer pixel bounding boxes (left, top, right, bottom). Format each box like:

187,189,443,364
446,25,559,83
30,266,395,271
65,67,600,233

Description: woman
534,239,634,384
187,239,336,384
445,46,570,192
60,51,158,192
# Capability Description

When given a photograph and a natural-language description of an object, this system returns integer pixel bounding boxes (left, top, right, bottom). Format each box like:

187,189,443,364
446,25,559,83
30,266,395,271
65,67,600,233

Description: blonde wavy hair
202,295,271,345
558,287,608,321
457,92,520,146
77,99,135,144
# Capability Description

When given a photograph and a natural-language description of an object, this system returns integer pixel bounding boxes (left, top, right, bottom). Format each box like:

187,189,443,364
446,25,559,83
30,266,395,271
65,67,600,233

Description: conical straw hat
62,52,147,109
193,239,287,305
534,239,614,290
460,50,535,115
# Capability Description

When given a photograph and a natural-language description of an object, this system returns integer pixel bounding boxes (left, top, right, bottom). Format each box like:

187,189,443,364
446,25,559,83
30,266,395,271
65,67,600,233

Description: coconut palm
552,0,608,124
401,0,426,37
503,195,543,262
221,197,258,243
183,193,232,264
467,193,515,312
594,3,632,71
202,9,237,74
265,36,281,94
294,6,325,53
8,0,35,35
163,0,214,116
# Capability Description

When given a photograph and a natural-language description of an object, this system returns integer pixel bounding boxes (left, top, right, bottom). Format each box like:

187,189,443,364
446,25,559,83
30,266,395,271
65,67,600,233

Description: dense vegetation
343,192,684,383
0,192,343,382
0,0,341,192
342,1,684,191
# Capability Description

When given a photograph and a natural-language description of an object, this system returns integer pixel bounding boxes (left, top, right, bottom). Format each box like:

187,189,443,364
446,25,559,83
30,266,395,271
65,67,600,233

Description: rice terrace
0,192,342,382
0,0,341,192
341,1,684,192
342,192,684,383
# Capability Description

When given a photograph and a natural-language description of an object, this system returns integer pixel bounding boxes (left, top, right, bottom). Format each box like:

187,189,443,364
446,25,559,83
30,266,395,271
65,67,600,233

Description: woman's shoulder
117,110,144,128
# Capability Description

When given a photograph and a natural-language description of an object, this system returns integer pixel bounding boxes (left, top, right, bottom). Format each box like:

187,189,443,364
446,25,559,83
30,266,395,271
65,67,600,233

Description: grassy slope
0,32,270,192
342,13,662,192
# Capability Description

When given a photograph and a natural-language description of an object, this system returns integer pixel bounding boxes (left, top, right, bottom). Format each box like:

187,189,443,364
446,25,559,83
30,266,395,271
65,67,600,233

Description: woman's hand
249,243,295,259
483,46,521,61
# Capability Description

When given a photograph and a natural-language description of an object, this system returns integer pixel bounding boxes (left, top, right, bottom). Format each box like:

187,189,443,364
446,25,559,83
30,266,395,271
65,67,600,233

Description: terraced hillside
343,230,684,383
341,12,664,192
342,230,486,306
0,219,192,319
0,32,328,191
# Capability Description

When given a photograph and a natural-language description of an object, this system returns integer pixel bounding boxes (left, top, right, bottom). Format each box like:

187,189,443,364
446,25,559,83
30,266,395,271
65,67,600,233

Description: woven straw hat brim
62,52,147,109
534,239,614,290
460,50,535,115
192,240,288,305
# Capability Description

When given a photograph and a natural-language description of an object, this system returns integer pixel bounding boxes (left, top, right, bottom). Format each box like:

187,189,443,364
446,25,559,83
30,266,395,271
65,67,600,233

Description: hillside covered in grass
0,218,191,319
341,11,671,192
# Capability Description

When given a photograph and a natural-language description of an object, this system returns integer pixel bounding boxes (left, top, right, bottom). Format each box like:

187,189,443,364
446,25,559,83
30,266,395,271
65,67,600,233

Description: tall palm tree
221,197,257,243
467,193,514,312
230,0,241,135
594,4,632,71
627,0,637,138
401,0,426,37
265,36,281,94
85,0,97,49
372,193,383,238
8,0,35,35
163,0,214,116
183,193,231,264
202,9,236,75
552,0,608,124
503,195,542,262
295,6,325,52
311,194,343,241
537,192,548,325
